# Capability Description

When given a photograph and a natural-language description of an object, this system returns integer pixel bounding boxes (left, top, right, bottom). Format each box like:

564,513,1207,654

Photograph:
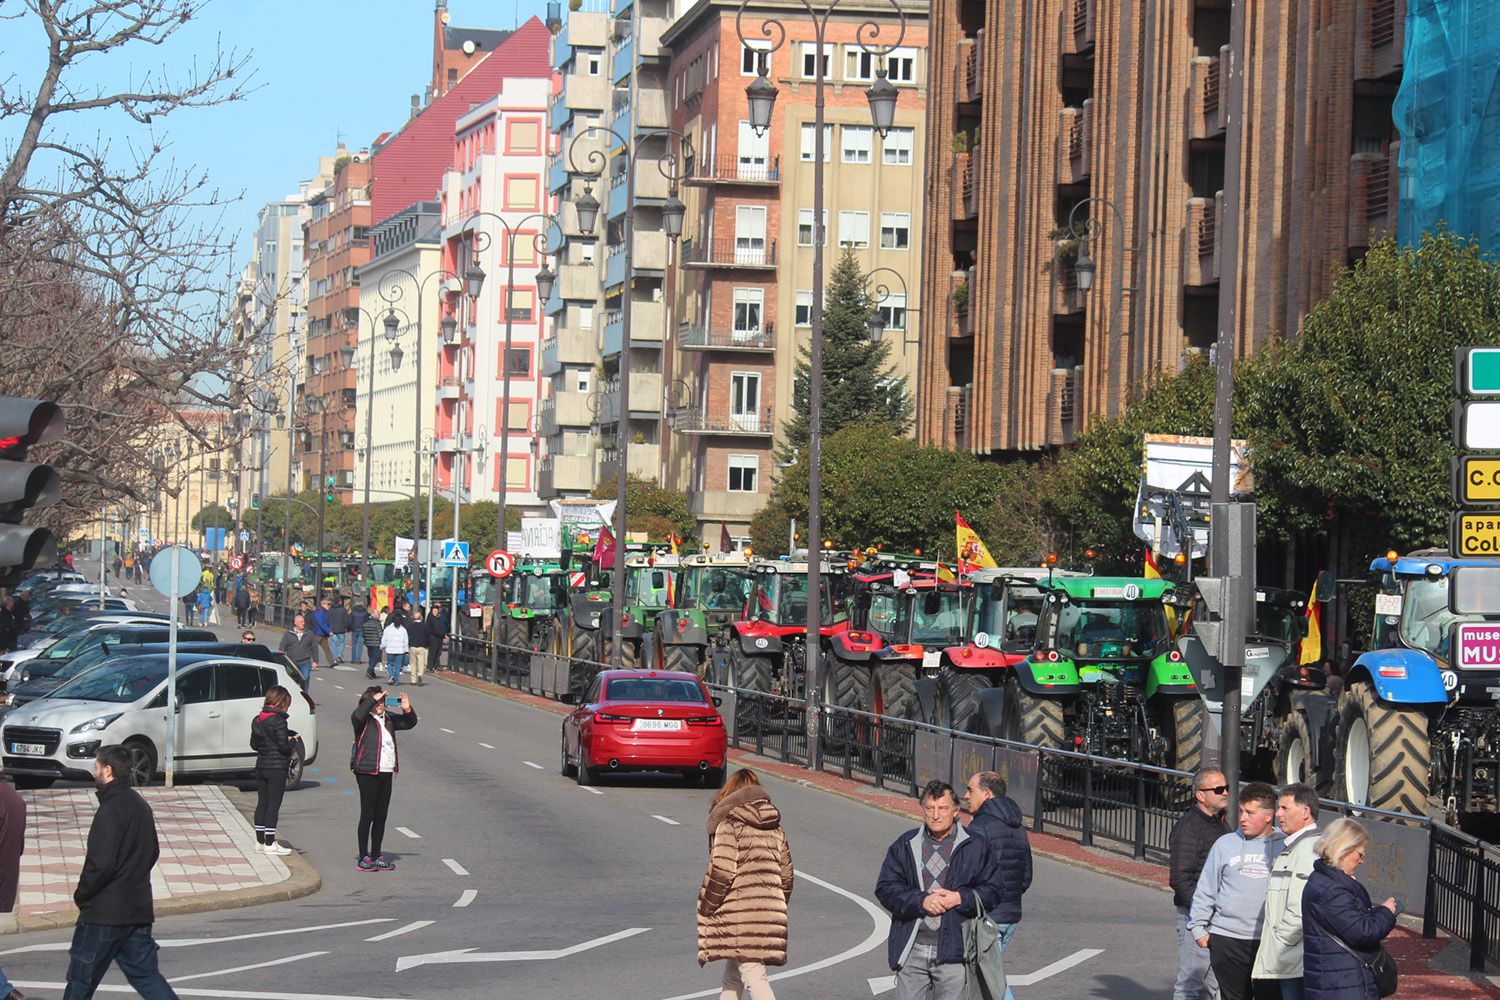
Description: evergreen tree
781,250,913,456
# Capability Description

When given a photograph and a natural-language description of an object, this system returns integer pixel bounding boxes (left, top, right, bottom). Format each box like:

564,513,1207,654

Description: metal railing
1425,823,1500,969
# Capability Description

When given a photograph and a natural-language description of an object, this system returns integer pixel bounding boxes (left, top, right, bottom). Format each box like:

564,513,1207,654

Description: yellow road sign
1451,512,1500,556
1457,457,1500,503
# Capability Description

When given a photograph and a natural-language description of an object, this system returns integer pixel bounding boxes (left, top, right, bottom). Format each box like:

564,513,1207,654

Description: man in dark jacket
326,597,350,665
232,580,251,627
312,599,333,667
405,609,430,686
64,744,179,999
278,614,320,686
964,770,1032,1000
426,603,447,670
1170,767,1230,1000
0,773,25,1000
876,780,998,1000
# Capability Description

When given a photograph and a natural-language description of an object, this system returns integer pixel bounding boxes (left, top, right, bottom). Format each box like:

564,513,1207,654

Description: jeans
1277,980,1305,1000
366,644,381,676
895,940,967,1000
720,959,775,1000
993,922,1018,1000
330,631,346,663
0,958,11,995
1209,934,1277,1000
64,921,179,999
297,661,313,685
355,771,394,858
386,651,408,684
1175,907,1219,1000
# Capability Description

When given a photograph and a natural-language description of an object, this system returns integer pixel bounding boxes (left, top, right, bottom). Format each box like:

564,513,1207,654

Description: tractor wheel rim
1346,716,1371,806
1285,734,1306,784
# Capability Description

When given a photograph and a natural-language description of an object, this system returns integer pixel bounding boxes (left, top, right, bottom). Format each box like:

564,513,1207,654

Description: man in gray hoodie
1189,781,1284,1000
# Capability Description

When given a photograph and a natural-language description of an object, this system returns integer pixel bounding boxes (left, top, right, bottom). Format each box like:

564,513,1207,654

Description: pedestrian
1171,768,1231,1000
312,599,333,667
62,745,180,1000
277,614,319,686
233,580,251,628
350,686,418,872
247,582,261,627
1301,819,1398,1000
427,603,448,671
962,770,1032,1000
327,596,349,665
248,686,300,856
361,606,385,680
876,779,997,1000
380,610,410,685
405,607,430,686
1189,782,1285,1000
194,587,213,628
697,768,793,1000
1253,783,1322,999
0,597,17,655
240,630,257,645
0,770,27,1000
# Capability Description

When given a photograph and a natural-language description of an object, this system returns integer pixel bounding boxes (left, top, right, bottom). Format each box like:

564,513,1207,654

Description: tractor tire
662,644,702,676
620,638,641,670
1000,676,1065,749
1275,711,1316,789
874,663,918,720
1170,697,1205,774
567,623,599,700
1337,680,1431,816
938,670,993,734
728,643,774,693
502,617,528,673
825,656,872,710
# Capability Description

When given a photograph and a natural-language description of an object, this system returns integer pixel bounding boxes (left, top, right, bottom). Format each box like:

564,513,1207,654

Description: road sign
149,545,202,598
1451,566,1500,614
1457,347,1500,397
229,555,244,571
569,571,587,588
485,549,514,578
1452,622,1500,669
1451,512,1500,557
1454,455,1500,505
442,540,470,566
1453,400,1500,450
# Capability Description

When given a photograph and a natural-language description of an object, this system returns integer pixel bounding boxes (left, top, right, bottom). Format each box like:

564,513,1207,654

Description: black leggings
355,771,394,858
254,768,287,844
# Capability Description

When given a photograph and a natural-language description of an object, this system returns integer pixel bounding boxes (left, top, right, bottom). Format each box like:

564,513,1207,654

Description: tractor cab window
898,589,966,645
367,563,400,586
1398,576,1480,662
1252,603,1301,647
625,567,677,606
513,574,563,610
471,576,499,606
1051,599,1169,661
972,583,1042,645
692,568,752,610
865,592,900,636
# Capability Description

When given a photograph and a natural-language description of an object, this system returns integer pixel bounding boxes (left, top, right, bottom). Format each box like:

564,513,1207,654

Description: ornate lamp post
862,266,909,344
1059,195,1137,384
349,305,405,588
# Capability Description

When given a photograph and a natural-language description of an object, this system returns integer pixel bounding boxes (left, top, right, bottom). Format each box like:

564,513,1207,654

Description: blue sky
4,1,551,267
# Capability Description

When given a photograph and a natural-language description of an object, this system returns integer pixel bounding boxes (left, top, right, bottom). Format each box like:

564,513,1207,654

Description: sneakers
372,855,395,871
265,842,293,856
252,841,264,853
357,855,378,872
6,987,28,1000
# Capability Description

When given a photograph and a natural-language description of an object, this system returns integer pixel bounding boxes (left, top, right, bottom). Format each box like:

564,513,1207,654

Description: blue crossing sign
442,540,470,566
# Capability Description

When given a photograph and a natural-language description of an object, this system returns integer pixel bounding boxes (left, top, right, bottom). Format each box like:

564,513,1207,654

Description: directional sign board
1452,622,1500,670
1454,455,1500,505
1451,512,1500,557
1451,566,1500,614
1456,347,1500,396
1453,401,1500,450
485,549,514,578
442,540,470,566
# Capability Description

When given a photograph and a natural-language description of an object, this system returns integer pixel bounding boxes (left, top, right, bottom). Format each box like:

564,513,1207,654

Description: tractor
723,558,850,697
1004,576,1201,770
599,553,682,669
653,552,756,676
1235,583,1336,787
492,563,569,673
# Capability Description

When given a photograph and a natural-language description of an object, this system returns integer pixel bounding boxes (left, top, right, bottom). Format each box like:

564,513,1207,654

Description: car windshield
604,677,708,703
45,644,118,680
896,590,967,644
1052,598,1170,661
41,630,100,659
1399,577,1481,662
972,582,1043,645
682,567,754,611
50,657,165,703
1252,604,1302,647
625,567,677,606
512,575,561,609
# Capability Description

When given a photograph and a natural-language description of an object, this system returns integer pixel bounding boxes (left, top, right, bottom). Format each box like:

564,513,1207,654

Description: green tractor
548,570,615,700
600,553,682,669
653,553,756,676
1008,576,1202,770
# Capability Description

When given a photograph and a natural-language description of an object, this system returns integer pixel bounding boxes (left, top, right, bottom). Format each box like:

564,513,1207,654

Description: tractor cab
503,564,569,616
1039,577,1177,669
1368,552,1500,665
678,554,756,615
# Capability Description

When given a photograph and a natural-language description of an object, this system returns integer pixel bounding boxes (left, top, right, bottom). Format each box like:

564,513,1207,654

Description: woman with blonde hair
697,768,794,1000
1302,818,1399,1000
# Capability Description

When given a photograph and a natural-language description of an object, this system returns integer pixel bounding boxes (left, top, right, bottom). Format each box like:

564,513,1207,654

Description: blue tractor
1334,550,1500,819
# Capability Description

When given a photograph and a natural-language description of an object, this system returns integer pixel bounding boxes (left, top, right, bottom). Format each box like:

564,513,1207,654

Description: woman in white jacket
380,609,410,685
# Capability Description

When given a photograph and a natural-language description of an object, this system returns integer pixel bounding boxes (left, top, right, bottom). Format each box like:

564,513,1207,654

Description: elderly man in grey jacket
1251,783,1321,1000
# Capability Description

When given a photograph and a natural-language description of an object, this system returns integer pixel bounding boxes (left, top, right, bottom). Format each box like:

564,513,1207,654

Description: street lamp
733,0,906,768
566,123,690,667
350,304,405,592
1058,196,1137,386
864,266,909,344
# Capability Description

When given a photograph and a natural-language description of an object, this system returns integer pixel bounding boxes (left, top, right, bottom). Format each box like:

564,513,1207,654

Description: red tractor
723,558,850,697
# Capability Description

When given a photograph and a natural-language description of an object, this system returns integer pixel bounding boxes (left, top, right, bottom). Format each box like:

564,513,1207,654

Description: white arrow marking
652,814,680,826
397,926,650,972
478,742,496,749
454,889,478,908
396,826,421,839
866,947,1105,995
440,727,456,734
0,918,395,956
442,858,470,876
170,951,327,982
868,976,896,995
523,759,543,769
581,785,603,794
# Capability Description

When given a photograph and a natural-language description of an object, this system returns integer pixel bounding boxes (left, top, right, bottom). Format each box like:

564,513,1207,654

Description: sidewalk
12,784,319,932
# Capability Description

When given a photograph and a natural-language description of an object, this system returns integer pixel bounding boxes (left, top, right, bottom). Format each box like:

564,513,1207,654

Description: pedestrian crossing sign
442,541,470,566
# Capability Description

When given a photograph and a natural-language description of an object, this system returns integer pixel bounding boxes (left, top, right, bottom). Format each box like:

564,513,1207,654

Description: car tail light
686,715,723,726
300,688,316,715
595,711,630,723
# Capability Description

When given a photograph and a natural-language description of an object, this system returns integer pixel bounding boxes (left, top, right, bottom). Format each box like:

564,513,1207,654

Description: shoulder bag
962,895,1008,1000
1310,909,1397,997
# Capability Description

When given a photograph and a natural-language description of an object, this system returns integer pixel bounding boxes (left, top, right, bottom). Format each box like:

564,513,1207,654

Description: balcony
673,407,774,436
539,393,598,437
1057,102,1091,184
637,15,667,59
951,269,974,338
1053,259,1085,316
538,454,596,496
548,155,573,195
678,325,775,351
683,154,781,186
944,384,971,451
951,153,977,222
692,489,766,520
541,326,597,376
557,262,598,301
1356,0,1404,82
1183,192,1223,287
436,376,465,402
598,371,664,423
1348,148,1397,250
606,166,671,221
1189,50,1226,140
1047,366,1083,446
611,36,634,84
599,441,659,481
603,300,666,355
557,9,609,54
956,30,984,103
680,238,777,269
1066,0,1095,54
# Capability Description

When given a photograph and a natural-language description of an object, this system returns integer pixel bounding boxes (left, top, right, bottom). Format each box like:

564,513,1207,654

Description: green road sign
1456,347,1500,396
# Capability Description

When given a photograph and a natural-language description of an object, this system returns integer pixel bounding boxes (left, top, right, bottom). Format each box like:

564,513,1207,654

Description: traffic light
251,491,261,510
325,475,335,503
0,397,63,586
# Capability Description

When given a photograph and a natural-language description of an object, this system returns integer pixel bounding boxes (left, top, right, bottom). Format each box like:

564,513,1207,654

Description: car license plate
9,743,44,755
922,650,942,670
631,718,682,732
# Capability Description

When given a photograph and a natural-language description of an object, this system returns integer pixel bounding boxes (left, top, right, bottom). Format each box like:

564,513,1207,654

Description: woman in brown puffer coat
697,768,794,1000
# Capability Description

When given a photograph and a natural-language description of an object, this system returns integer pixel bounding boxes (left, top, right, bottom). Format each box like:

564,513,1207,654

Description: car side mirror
1315,570,1336,602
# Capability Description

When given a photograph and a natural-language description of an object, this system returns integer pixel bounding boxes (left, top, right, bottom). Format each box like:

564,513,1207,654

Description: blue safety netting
1395,0,1500,248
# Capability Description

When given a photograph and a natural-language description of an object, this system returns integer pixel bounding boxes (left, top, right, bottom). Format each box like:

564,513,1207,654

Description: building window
728,453,759,492
447,68,459,88
587,53,602,75
795,290,812,327
800,42,832,79
735,205,767,259
574,370,591,394
879,212,911,249
844,48,876,82
841,125,873,163
504,288,536,323
799,123,833,162
503,233,539,266
886,48,917,83
877,293,907,331
882,127,915,166
507,121,542,154
504,347,533,377
797,209,827,246
504,176,539,211
730,372,762,431
741,41,770,76
732,288,763,338
838,210,870,248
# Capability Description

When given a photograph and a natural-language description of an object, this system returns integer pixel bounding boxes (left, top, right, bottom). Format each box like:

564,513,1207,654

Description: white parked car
0,651,319,790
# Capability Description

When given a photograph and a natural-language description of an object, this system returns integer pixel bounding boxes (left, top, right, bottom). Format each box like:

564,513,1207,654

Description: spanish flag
669,534,680,555
1144,548,1163,580
936,560,956,584
955,511,998,572
1301,575,1324,665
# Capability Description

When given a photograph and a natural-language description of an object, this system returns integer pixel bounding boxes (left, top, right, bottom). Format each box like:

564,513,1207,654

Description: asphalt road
0,564,1178,999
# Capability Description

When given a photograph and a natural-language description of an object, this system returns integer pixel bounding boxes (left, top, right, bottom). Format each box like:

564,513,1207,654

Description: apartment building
917,0,1405,455
661,0,928,541
430,0,514,102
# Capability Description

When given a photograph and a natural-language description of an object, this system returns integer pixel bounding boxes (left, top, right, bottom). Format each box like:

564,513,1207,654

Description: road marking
581,786,603,795
442,858,470,876
454,889,478,908
397,926,650,971
657,870,886,1000
441,727,456,734
396,826,421,839
332,684,344,690
13,985,410,1000
866,948,1105,995
651,814,680,826
170,951,327,983
478,742,496,749
523,759,543,769
365,921,435,942
0,918,395,955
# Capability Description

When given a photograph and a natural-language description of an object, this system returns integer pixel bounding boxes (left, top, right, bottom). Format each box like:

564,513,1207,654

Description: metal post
424,448,437,613
165,545,180,788
491,224,520,683
413,287,426,602
282,374,296,593
98,505,106,609
805,15,829,771
451,449,463,638
315,411,327,601
361,313,377,589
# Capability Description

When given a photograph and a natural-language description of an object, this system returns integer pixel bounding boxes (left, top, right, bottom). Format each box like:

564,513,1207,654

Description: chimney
411,94,421,117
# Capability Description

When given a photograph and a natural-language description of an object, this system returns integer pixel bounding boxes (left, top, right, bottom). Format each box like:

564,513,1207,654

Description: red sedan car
561,669,727,787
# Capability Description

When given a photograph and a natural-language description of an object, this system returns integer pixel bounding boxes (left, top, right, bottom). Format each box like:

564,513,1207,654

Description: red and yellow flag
955,511,998,573
936,560,956,584
1301,575,1324,665
669,534,680,555
1144,548,1163,580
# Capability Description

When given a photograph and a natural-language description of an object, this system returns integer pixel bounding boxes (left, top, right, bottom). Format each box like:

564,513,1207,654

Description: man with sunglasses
1170,768,1230,1000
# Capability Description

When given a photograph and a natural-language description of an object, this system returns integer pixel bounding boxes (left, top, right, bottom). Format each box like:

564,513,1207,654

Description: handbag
1310,910,1397,997
962,896,1007,1000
